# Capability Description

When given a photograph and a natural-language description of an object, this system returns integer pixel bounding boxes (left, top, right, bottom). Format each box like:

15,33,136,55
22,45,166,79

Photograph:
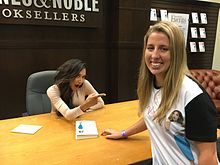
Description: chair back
190,69,220,100
26,70,57,115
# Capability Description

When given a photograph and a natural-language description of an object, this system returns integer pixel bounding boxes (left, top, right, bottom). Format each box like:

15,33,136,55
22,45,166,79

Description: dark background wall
0,0,219,120
117,0,149,101
150,0,220,69
0,0,150,119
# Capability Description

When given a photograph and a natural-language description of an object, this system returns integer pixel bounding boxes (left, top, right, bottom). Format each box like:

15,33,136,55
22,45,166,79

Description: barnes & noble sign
0,0,102,27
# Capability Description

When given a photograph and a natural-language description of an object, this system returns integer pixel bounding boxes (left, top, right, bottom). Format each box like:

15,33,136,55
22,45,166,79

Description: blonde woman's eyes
146,46,169,52
160,47,169,52
147,47,154,51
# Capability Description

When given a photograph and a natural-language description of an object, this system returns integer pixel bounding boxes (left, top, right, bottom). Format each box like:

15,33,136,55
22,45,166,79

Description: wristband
121,130,127,138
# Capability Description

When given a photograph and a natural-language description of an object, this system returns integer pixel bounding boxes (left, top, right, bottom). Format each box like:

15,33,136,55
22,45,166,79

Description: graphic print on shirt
165,110,195,165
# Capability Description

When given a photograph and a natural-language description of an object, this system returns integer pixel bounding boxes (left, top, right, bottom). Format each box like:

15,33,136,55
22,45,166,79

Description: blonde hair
137,21,190,124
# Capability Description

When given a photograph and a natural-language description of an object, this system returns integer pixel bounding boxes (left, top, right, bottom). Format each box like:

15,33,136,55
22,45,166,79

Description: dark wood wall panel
118,49,141,101
150,0,220,69
1,0,218,119
0,0,110,119
0,49,107,119
117,0,150,102
0,0,151,119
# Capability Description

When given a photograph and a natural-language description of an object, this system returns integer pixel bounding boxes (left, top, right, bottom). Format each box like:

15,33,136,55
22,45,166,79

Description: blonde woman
101,21,219,165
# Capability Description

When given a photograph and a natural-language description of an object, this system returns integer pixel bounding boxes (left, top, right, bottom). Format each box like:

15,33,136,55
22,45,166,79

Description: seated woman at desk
101,21,219,165
47,58,106,120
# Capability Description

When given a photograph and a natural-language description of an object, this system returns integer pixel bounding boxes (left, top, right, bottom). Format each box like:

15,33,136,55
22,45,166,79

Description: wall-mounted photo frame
160,9,168,21
191,27,198,38
198,42,205,52
199,27,206,38
150,8,157,21
190,42,197,52
191,12,199,24
200,13,208,24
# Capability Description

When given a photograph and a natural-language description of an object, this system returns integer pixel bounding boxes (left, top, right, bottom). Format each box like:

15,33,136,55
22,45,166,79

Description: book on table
75,120,98,140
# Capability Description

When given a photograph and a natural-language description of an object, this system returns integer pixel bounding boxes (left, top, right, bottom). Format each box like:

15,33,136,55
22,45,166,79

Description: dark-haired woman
47,59,106,120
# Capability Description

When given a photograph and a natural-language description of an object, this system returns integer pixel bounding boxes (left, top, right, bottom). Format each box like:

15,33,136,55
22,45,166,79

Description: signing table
0,100,151,165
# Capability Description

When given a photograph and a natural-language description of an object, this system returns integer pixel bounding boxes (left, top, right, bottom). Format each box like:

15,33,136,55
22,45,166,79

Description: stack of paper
11,124,42,134
75,120,98,140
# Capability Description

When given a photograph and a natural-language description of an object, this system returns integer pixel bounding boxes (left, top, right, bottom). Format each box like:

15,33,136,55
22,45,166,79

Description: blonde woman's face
145,32,171,83
69,68,86,91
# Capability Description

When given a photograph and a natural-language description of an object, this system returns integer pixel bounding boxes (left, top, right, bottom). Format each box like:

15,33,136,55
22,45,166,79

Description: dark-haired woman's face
171,111,180,122
69,68,86,91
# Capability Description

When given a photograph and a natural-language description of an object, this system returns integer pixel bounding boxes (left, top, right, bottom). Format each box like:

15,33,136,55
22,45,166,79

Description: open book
75,120,98,140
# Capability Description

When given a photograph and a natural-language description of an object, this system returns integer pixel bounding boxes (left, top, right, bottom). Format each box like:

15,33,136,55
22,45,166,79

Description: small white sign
191,27,198,38
199,42,205,52
150,8,157,21
160,9,168,21
199,28,206,38
191,12,199,24
200,13,208,24
190,42,197,52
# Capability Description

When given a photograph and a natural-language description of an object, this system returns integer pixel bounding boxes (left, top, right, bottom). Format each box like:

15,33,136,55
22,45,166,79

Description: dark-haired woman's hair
54,59,86,115
168,110,184,125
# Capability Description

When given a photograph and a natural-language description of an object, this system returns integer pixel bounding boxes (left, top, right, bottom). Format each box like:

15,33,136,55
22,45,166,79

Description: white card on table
11,124,42,134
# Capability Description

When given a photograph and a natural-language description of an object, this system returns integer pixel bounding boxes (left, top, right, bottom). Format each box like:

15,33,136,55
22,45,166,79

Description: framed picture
198,42,205,52
191,27,198,38
199,28,206,38
190,42,197,52
200,13,208,24
191,12,199,24
150,8,157,21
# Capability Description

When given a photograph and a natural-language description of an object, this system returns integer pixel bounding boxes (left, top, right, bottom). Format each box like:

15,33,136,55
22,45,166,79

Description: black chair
25,70,57,115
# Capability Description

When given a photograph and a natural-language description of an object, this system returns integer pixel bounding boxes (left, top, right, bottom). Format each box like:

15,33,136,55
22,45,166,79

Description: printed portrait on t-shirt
166,110,195,165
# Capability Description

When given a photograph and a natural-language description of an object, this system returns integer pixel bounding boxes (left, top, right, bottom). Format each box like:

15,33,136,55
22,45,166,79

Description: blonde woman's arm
195,141,218,165
101,118,147,139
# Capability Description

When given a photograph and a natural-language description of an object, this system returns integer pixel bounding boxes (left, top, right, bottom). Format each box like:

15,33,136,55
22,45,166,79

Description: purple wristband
121,130,127,138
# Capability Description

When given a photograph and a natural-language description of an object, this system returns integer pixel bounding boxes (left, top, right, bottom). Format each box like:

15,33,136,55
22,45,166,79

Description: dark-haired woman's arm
83,80,106,111
47,85,84,120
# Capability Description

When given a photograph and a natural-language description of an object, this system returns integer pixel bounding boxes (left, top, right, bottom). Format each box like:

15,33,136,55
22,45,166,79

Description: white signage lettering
0,0,100,11
0,0,101,27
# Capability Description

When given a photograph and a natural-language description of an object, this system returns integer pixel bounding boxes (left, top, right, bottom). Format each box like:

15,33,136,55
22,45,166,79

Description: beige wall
213,10,220,70
198,0,220,70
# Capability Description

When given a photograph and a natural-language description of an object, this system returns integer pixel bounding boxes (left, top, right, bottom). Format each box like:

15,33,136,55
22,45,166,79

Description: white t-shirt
47,80,104,120
144,76,218,165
